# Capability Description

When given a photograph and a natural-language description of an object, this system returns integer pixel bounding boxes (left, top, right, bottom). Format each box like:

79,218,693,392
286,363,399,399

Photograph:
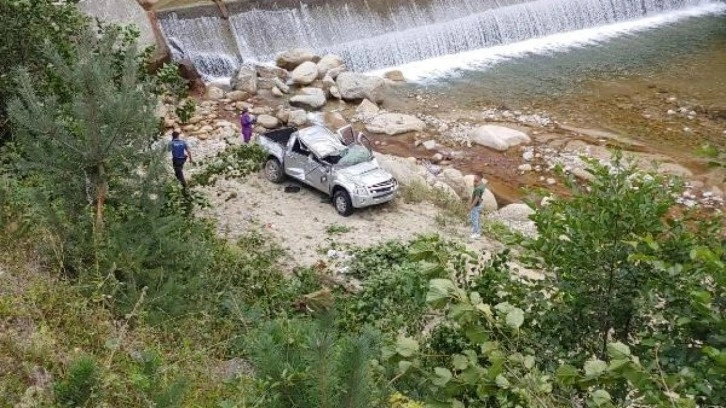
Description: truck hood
336,160,393,185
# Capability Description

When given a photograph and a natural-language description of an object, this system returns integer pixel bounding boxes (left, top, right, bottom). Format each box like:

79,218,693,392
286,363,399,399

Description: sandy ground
198,172,505,268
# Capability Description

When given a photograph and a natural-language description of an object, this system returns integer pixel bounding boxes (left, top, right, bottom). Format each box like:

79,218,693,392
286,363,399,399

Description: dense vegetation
0,2,724,407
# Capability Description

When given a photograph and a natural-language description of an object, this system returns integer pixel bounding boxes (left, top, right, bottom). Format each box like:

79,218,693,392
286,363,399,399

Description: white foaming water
368,3,726,82
160,0,722,80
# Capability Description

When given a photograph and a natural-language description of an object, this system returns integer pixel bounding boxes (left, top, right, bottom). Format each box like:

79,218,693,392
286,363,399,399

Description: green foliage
193,143,267,187
326,223,352,235
243,313,383,408
152,63,190,100
0,0,89,140
175,98,197,124
54,355,100,407
527,153,681,358
338,238,445,334
8,27,159,222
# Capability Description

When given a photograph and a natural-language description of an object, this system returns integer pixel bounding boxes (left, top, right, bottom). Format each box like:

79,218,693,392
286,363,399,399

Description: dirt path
199,172,504,268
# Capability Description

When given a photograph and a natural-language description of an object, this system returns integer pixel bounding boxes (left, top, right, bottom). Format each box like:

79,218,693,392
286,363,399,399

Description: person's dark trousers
172,158,187,188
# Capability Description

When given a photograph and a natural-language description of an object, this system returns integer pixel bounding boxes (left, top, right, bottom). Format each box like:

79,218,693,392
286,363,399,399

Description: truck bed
262,127,297,146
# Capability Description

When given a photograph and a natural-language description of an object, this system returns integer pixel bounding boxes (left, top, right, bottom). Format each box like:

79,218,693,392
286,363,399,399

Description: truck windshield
337,144,372,166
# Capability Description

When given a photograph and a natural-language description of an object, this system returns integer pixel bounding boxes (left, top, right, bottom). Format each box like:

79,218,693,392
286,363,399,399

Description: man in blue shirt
168,131,193,188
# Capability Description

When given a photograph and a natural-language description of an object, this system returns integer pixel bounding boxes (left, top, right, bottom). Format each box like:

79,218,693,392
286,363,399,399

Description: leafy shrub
527,153,682,359
193,144,267,187
54,355,100,407
175,98,197,124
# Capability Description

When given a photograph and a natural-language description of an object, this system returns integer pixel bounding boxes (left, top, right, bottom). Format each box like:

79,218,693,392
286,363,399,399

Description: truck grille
368,178,397,197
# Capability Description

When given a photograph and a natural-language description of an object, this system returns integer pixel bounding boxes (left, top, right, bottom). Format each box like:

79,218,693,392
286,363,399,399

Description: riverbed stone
276,48,317,70
257,114,280,129
226,90,249,102
273,77,290,94
291,61,318,85
255,64,289,80
384,70,405,82
422,140,437,150
204,86,225,100
290,87,326,110
356,99,379,120
231,65,258,94
336,72,387,103
327,65,347,80
374,153,427,186
470,125,531,151
288,109,308,127
316,54,344,78
439,168,467,197
365,113,425,135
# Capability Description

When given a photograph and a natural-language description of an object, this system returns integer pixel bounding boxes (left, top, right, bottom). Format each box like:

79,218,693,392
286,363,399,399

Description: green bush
243,313,383,408
54,355,100,407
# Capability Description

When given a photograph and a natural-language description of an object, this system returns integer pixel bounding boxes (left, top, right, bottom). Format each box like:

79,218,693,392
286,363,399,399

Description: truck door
285,136,310,181
305,155,332,194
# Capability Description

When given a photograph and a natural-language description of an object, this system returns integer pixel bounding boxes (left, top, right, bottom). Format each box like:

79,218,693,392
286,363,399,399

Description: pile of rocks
482,108,553,127
374,153,498,211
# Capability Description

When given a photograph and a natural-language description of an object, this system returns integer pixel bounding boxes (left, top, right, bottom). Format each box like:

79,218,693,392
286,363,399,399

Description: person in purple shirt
240,107,255,143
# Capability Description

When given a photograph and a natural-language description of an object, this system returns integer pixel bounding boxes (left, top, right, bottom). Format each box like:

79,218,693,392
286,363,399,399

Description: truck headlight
354,184,368,195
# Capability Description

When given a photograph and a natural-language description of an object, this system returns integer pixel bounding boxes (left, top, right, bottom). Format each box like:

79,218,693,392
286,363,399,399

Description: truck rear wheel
265,158,285,183
333,189,354,217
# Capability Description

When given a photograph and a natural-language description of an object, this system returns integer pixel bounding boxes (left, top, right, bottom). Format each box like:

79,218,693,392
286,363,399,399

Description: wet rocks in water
316,54,344,79
422,140,437,150
276,48,317,70
384,70,405,82
469,125,531,151
365,113,425,135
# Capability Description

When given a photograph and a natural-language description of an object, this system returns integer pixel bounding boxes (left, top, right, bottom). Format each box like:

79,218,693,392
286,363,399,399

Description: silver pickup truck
259,125,398,216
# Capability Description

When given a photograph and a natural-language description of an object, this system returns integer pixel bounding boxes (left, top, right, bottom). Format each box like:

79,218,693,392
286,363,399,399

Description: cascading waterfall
158,0,721,80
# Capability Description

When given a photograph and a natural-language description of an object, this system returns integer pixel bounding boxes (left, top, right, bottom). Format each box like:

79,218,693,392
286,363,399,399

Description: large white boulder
374,154,427,186
316,54,344,78
290,87,326,110
291,61,318,85
336,72,387,103
470,125,531,151
231,65,258,94
365,113,425,136
257,114,280,129
433,181,459,200
496,203,534,222
276,48,317,70
288,109,309,127
438,168,467,198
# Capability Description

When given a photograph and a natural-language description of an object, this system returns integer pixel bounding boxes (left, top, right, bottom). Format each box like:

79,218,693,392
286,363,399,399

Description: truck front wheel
265,158,285,183
333,189,354,217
